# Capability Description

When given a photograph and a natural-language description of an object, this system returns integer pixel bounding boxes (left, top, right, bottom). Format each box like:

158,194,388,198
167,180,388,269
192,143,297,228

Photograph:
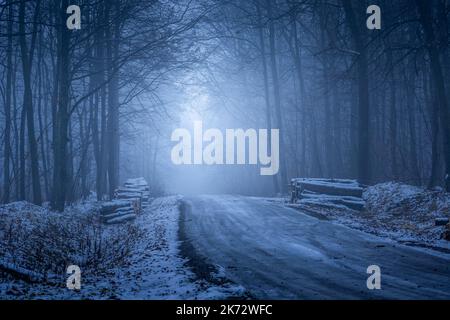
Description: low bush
0,201,143,282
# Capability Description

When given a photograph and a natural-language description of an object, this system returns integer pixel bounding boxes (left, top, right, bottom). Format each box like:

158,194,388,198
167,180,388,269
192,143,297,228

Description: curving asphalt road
181,195,450,300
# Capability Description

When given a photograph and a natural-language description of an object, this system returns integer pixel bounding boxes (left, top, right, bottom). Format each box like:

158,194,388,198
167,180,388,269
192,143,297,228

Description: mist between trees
0,0,449,211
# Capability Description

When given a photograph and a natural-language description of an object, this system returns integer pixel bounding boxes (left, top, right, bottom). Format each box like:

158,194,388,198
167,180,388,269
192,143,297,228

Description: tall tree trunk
19,91,26,200
19,0,42,205
405,64,421,184
342,0,370,185
11,56,20,200
416,0,450,192
106,0,121,198
320,21,334,178
426,66,440,188
66,119,75,203
256,1,278,193
79,107,90,199
388,50,398,180
51,0,71,211
331,82,343,175
3,0,14,203
91,2,106,200
37,31,50,200
281,6,308,178
267,0,288,192
291,8,308,177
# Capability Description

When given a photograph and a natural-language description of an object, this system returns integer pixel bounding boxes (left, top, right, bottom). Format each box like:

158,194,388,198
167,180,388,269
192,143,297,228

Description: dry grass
0,201,143,281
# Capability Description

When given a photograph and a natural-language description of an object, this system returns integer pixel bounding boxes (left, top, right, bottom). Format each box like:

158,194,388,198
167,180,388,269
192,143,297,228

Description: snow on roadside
363,182,450,248
285,182,450,252
113,196,245,299
0,196,245,299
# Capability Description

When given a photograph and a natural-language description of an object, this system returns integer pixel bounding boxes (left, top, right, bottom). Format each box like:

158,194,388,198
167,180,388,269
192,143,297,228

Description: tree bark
416,0,450,192
3,0,14,203
106,0,121,198
387,50,398,180
342,0,371,185
19,0,42,205
51,0,71,211
267,0,288,192
256,1,279,193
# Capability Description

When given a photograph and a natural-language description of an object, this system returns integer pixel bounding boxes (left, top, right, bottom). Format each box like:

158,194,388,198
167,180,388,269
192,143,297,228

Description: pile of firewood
290,178,366,211
99,177,150,224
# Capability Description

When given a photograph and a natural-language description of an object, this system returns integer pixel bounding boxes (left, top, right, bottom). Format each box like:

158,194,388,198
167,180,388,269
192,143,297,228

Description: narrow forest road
180,195,450,299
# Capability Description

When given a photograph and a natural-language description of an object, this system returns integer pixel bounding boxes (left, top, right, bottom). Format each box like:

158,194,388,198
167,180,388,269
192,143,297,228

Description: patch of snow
113,196,245,299
0,197,245,299
285,182,450,253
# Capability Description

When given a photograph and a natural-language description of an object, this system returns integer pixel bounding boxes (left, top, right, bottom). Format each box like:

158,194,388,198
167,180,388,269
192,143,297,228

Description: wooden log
100,204,133,214
334,198,365,211
0,261,46,284
99,200,133,214
303,196,365,211
125,177,148,187
293,178,363,198
116,193,143,199
105,213,137,224
115,188,144,194
100,177,148,224
114,206,135,214
101,210,135,221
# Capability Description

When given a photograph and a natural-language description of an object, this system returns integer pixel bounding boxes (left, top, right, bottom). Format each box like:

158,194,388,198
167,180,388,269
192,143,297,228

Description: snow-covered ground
0,197,244,299
1,182,448,299
285,182,450,252
182,194,450,299
363,183,450,248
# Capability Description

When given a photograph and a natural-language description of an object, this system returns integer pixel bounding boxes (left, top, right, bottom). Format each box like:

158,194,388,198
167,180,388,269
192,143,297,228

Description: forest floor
0,182,448,299
0,196,244,299
182,194,450,299
283,182,450,253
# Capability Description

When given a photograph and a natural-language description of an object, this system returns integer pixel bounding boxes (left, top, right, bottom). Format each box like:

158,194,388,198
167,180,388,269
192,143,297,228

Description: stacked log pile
121,177,150,208
99,177,150,224
290,178,366,211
